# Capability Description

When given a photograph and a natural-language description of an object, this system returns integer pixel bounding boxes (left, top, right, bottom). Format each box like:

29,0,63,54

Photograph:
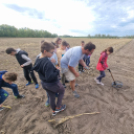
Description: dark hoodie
32,57,59,84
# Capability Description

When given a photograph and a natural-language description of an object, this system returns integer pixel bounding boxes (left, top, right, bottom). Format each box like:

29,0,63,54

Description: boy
6,48,39,89
0,71,24,111
57,41,68,88
78,41,85,72
33,41,66,115
61,42,96,98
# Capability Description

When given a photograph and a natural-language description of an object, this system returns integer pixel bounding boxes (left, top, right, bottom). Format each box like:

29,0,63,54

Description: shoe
100,82,104,86
16,95,25,99
94,78,100,84
26,82,32,86
79,71,82,74
65,80,69,83
73,91,80,98
45,100,50,107
63,84,66,88
55,104,66,113
52,111,57,116
35,84,39,89
0,107,4,112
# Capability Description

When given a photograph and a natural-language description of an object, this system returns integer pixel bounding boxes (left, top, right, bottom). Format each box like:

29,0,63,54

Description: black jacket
32,57,59,83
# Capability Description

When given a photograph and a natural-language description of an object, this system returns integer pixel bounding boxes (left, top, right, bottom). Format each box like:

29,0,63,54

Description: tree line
0,24,134,38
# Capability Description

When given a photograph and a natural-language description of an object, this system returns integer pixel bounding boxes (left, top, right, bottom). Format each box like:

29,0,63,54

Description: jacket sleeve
21,54,32,66
44,62,59,82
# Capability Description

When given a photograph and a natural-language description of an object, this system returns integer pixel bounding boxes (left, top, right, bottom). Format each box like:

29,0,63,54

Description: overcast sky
0,0,134,36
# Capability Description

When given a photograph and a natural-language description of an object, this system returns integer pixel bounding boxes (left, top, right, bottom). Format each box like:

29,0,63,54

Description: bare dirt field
0,38,134,134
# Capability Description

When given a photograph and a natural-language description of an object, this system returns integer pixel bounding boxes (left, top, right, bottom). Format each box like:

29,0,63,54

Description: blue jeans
1,81,19,97
0,89,9,104
97,71,105,82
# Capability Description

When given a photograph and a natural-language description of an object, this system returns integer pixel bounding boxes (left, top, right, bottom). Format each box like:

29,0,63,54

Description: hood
16,48,21,54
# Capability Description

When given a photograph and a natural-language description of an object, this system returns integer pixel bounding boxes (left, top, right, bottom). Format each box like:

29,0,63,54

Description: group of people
0,37,114,116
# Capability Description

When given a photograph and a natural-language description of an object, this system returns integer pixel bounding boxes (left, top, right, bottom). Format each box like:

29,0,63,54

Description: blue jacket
0,71,7,88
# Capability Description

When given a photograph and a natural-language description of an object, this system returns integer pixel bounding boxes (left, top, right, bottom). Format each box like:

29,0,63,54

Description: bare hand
21,65,24,68
56,66,60,70
51,58,56,63
84,66,89,70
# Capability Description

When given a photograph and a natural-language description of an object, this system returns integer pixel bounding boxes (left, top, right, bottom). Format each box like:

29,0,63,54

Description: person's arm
68,66,79,77
44,62,59,81
21,54,32,67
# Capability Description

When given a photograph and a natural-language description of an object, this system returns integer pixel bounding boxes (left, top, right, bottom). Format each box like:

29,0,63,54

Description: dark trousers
0,89,9,104
97,71,105,82
61,74,66,85
78,63,83,71
23,65,38,84
41,81,65,111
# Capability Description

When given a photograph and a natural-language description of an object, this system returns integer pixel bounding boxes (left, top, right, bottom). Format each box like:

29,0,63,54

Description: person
5,48,39,89
66,43,70,51
94,47,114,86
33,41,66,116
78,41,85,72
54,37,62,48
61,42,96,98
0,71,24,111
79,54,91,73
57,41,68,88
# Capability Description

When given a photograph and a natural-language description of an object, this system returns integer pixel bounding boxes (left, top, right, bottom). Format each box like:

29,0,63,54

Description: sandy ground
0,38,134,134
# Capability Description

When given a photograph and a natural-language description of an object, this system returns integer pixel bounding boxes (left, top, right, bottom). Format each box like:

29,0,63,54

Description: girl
54,37,62,48
95,47,114,85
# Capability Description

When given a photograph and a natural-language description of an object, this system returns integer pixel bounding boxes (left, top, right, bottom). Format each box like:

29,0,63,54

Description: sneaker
79,71,82,74
16,95,25,99
52,111,57,116
0,107,4,112
94,78,100,84
81,70,85,72
55,104,66,113
26,82,32,86
63,84,66,88
35,84,39,89
73,91,80,98
100,82,104,86
45,100,50,107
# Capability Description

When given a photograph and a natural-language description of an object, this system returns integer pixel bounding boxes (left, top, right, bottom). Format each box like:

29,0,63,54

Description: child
54,37,62,48
6,48,39,89
57,41,68,88
33,41,66,116
78,41,85,72
66,43,70,51
94,47,114,85
0,71,24,111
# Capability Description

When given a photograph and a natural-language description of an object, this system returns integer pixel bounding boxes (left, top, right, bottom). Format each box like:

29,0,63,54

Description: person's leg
29,69,38,85
70,79,76,91
2,82,24,98
62,74,66,88
23,68,31,83
45,92,50,107
97,71,104,82
0,89,9,105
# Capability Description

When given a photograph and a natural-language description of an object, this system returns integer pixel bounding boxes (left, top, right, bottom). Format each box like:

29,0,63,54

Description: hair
81,41,85,43
41,40,45,44
54,37,62,44
6,48,16,54
41,41,55,53
3,72,17,81
84,42,96,51
51,42,56,46
103,47,114,53
62,40,68,46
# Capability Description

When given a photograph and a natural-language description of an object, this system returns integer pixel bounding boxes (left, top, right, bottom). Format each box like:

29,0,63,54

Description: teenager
57,41,68,88
33,41,66,115
54,37,62,48
78,41,85,72
6,48,39,89
95,47,114,85
61,42,96,98
0,71,24,111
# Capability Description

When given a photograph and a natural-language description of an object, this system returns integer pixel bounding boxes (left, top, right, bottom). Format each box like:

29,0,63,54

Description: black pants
97,71,105,82
78,63,83,71
23,65,38,84
41,81,65,111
